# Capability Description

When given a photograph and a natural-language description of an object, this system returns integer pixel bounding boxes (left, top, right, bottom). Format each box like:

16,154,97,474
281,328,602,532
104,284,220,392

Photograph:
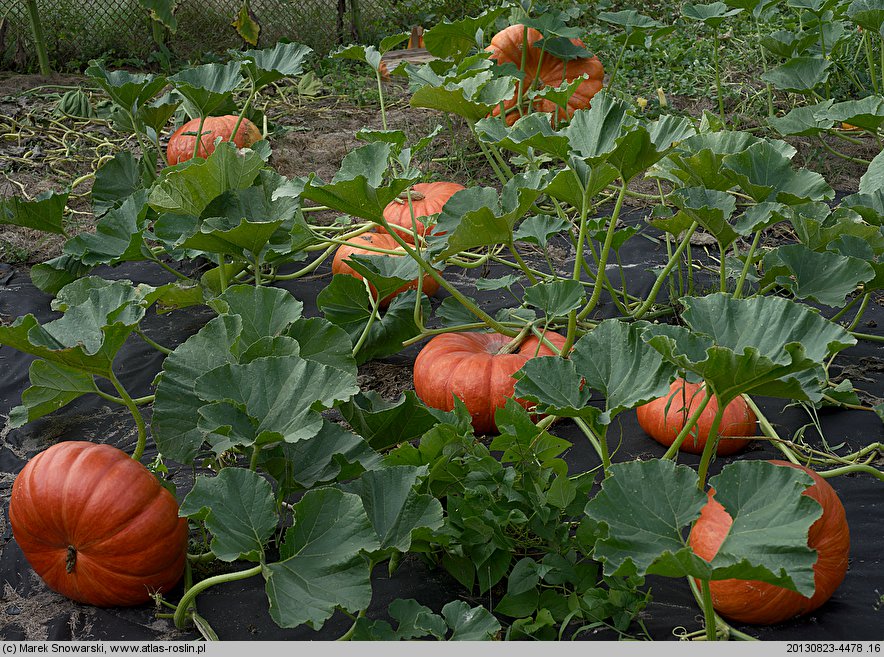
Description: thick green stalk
733,230,761,298
606,38,630,95
755,18,774,116
378,216,517,336
846,293,871,331
719,243,727,292
25,0,51,76
817,463,884,481
574,417,609,472
135,328,173,355
351,280,382,357
713,28,725,124
661,387,714,460
577,182,628,323
508,241,538,284
231,83,257,142
109,371,148,462
696,402,726,489
562,182,592,354
174,565,263,628
375,70,388,131
701,579,718,641
743,395,802,465
191,115,207,162
516,26,530,114
862,32,879,94
633,222,699,318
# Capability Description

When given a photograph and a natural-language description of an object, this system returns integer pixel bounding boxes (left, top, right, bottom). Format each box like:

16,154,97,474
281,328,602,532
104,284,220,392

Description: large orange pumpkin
690,461,850,625
166,115,262,165
485,24,605,126
635,378,755,456
331,232,440,308
413,330,568,434
9,441,189,607
377,182,466,244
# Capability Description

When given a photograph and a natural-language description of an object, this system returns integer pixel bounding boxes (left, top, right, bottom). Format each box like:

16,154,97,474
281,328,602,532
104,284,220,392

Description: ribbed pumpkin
9,441,189,607
166,115,262,165
331,232,440,308
377,182,466,244
635,378,755,455
690,461,850,625
485,24,605,126
413,331,568,434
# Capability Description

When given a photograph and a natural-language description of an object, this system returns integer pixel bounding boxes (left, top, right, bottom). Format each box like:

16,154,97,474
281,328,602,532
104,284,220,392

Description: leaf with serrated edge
179,468,276,561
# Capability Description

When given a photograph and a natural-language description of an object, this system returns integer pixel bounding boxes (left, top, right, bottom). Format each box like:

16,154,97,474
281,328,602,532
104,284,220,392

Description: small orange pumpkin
413,331,568,434
635,378,755,456
485,24,605,126
166,115,262,165
331,232,440,307
690,461,850,625
377,182,466,244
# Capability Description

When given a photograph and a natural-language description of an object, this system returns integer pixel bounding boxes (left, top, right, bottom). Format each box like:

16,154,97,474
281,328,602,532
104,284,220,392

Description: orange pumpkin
166,115,262,165
635,378,755,456
485,24,605,126
331,232,440,307
9,441,188,607
690,461,850,625
377,182,466,244
413,331,568,434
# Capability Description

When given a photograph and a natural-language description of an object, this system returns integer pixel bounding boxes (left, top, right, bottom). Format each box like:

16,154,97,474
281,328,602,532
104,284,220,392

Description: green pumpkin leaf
768,100,835,137
422,7,510,61
91,152,151,218
860,149,884,194
332,44,382,71
344,253,425,303
762,56,831,93
9,361,99,428
265,489,378,629
430,171,551,257
670,187,739,247
317,277,427,365
442,600,501,640
1,191,68,235
408,58,518,122
722,140,833,204
208,284,303,350
475,113,571,161
29,255,92,296
847,0,884,34
232,41,313,91
341,390,443,450
682,2,744,27
513,214,571,246
773,243,875,306
149,141,265,216
354,465,443,552
523,280,585,318
167,61,244,117
85,60,166,112
642,293,855,403
826,96,884,132
64,190,150,266
179,468,276,561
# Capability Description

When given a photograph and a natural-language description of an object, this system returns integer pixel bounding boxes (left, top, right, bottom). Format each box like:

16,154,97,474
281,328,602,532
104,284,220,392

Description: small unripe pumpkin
166,115,262,165
331,232,440,308
690,461,850,625
635,378,755,455
413,331,568,434
9,441,188,607
377,182,466,244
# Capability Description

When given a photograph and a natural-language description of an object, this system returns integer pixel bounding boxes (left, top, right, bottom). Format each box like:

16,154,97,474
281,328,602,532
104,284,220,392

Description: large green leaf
827,96,884,132
768,100,834,136
9,361,99,428
30,255,92,296
523,280,585,318
193,353,358,447
167,62,244,117
152,315,242,463
475,113,571,161
0,278,159,378
722,141,833,204
317,277,427,365
85,61,166,113
586,459,821,595
345,253,426,303
670,187,739,247
847,0,884,34
443,600,502,640
860,150,884,194
264,488,378,629
1,191,68,235
261,420,379,494
545,159,620,209
139,0,178,31
761,56,831,93
234,41,312,89
64,190,150,266
355,465,443,552
209,285,303,350
179,468,276,562
682,2,744,27
340,391,443,450
422,7,509,60
774,244,875,306
148,141,266,216
562,92,630,161
409,58,518,122
430,171,551,257
91,151,151,217
300,143,418,222
642,293,855,403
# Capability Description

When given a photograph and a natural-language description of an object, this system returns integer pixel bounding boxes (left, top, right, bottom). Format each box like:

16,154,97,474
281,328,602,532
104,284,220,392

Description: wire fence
1,0,409,72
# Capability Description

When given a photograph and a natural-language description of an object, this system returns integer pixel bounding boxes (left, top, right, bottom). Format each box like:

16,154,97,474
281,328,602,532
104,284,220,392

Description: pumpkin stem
66,545,77,573
496,324,532,355
394,190,426,204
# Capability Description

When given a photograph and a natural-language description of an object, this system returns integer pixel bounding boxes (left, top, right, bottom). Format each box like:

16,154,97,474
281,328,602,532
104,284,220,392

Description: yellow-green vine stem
701,579,718,641
109,371,148,461
661,388,714,460
696,402,726,489
173,565,263,629
742,395,802,465
190,115,207,162
633,222,699,319
733,230,762,299
575,417,611,477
